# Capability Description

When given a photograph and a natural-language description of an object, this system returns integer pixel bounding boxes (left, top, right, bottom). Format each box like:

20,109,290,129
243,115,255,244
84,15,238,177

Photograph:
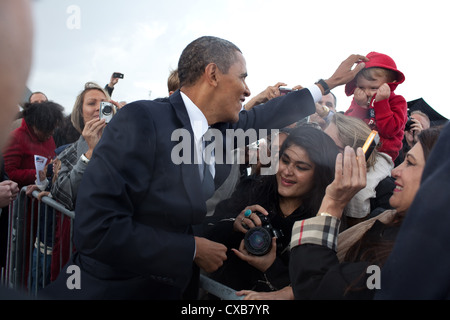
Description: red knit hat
345,52,405,96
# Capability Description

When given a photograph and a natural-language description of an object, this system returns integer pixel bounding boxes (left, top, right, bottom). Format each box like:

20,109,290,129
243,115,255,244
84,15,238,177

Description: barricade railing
1,187,75,297
1,186,241,300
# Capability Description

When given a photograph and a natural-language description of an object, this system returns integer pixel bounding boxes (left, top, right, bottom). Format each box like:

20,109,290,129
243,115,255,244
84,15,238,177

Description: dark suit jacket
46,89,315,299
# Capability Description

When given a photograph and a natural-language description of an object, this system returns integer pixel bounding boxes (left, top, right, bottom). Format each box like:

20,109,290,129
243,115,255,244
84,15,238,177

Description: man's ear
204,63,220,87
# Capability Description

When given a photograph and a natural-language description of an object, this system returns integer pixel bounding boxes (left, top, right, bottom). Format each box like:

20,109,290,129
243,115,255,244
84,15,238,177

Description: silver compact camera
99,101,116,123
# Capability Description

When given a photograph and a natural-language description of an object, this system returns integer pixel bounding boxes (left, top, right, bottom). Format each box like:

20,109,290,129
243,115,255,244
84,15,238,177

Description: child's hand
375,83,391,102
354,88,370,108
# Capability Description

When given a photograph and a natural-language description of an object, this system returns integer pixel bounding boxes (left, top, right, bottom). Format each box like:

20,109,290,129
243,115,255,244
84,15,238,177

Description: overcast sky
28,0,450,120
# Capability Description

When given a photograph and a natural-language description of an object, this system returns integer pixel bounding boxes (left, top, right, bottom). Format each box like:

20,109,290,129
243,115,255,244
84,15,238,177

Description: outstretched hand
244,82,287,110
325,54,369,91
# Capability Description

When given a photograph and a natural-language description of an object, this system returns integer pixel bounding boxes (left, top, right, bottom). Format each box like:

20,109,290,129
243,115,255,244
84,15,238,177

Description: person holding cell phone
288,127,441,300
104,72,124,97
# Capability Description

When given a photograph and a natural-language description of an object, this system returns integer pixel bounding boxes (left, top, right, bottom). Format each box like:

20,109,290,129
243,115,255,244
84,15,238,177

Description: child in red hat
344,52,407,162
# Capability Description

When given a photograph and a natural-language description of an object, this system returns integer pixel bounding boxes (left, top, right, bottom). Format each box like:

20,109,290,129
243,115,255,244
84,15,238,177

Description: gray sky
28,0,450,119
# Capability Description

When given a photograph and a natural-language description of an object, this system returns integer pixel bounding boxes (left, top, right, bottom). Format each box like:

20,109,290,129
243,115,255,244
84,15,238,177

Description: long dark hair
241,126,338,217
23,101,64,134
277,125,339,215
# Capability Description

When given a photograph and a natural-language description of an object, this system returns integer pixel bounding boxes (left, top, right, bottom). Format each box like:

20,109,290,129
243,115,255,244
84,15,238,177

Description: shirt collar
180,91,209,141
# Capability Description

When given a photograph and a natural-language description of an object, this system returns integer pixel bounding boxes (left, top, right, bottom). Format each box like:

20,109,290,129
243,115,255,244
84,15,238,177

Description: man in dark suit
44,36,367,299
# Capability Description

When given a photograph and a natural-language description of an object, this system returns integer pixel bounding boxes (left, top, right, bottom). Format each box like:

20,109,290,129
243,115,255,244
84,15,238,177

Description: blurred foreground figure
0,0,34,300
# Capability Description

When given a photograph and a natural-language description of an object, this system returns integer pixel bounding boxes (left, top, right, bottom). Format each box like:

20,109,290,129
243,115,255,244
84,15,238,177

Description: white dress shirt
180,92,215,179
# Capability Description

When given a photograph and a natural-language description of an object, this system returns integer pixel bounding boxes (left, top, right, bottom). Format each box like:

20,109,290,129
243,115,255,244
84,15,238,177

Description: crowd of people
1,0,450,301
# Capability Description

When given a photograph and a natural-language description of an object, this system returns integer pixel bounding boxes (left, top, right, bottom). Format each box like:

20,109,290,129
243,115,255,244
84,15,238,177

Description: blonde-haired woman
50,82,122,210
324,113,395,226
48,82,120,281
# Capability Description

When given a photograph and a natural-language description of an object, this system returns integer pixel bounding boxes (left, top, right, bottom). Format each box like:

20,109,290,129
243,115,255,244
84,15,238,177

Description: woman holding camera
204,125,339,299
51,82,120,211
49,82,119,281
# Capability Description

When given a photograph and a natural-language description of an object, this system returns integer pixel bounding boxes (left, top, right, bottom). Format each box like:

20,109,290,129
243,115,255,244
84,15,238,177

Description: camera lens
244,227,272,256
102,105,112,114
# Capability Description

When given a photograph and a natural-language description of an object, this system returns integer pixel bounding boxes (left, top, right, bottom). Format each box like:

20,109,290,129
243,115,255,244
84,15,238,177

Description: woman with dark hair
2,101,63,290
204,125,339,299
288,127,441,300
3,101,64,188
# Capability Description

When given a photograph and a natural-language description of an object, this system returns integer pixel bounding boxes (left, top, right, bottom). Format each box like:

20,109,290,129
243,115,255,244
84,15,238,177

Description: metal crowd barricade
1,186,241,300
1,187,75,297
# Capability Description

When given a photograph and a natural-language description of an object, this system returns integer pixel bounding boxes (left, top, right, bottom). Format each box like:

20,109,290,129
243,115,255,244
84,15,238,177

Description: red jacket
344,52,407,161
345,91,407,161
3,119,56,188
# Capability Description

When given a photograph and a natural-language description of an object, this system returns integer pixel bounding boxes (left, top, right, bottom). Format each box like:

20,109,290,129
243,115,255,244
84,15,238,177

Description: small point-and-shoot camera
99,101,116,123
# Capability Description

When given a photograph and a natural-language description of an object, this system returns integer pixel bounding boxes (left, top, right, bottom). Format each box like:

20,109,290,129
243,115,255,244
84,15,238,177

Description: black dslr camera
243,212,283,256
405,109,414,132
405,116,414,132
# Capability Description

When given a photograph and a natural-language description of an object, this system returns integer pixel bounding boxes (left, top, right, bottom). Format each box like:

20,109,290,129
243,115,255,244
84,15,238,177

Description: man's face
30,93,47,104
214,52,251,123
411,113,430,130
317,93,336,112
404,113,431,146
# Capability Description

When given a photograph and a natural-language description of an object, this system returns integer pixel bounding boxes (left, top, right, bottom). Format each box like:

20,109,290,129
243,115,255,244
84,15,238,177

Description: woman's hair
417,127,441,161
344,127,442,267
330,113,378,168
277,125,340,215
71,82,110,133
22,101,64,134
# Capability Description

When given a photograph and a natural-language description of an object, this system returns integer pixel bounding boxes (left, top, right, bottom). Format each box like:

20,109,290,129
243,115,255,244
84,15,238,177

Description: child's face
356,74,390,98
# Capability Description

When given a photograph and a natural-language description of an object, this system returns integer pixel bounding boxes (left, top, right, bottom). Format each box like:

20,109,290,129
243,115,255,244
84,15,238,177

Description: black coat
290,221,399,300
290,219,400,299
